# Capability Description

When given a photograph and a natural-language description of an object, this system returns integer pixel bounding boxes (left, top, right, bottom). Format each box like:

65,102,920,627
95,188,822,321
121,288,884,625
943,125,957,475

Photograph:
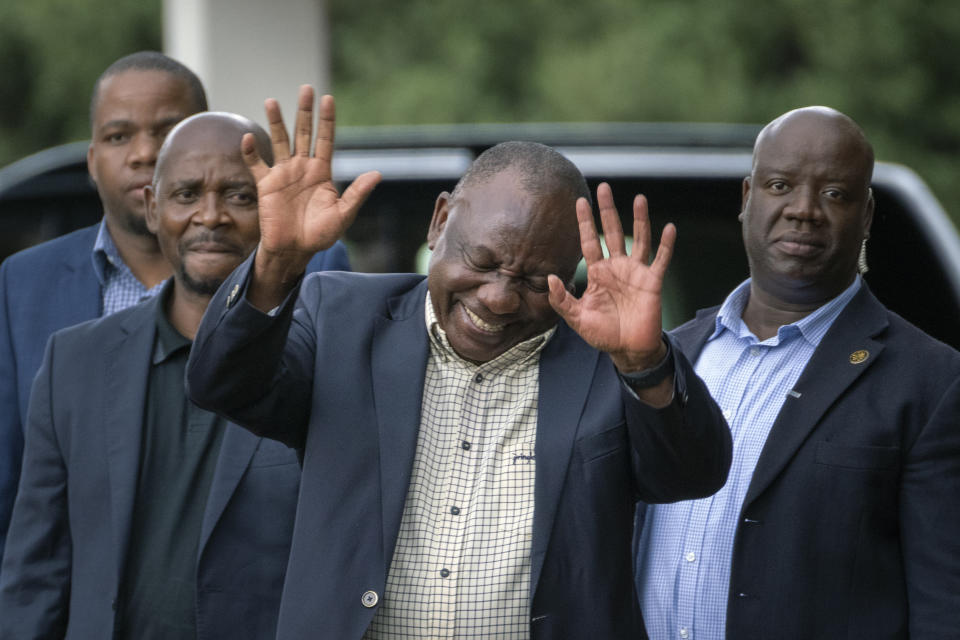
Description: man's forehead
754,118,871,182
157,147,249,183
93,70,193,122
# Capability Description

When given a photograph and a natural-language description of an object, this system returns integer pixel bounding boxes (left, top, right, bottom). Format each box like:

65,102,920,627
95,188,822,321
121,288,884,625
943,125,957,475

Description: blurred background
1,0,958,229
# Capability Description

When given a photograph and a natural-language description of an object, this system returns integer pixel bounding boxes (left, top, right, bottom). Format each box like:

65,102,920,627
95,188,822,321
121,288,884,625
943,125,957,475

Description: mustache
181,230,246,253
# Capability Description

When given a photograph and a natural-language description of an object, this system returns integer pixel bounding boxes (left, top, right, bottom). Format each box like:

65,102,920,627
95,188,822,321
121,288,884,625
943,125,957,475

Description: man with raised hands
187,86,731,639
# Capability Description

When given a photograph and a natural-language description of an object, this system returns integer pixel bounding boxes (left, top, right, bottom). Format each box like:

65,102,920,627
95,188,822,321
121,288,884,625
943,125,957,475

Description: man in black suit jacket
186,87,732,639
0,112,302,639
634,106,960,639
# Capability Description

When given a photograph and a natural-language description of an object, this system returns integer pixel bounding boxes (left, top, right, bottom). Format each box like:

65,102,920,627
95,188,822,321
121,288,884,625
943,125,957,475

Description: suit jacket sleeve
187,254,318,450
0,336,71,640
903,374,960,633
305,240,351,273
623,334,732,503
0,259,25,561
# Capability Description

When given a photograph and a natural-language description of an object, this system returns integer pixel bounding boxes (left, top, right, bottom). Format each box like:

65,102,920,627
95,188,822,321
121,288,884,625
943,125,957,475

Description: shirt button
722,410,733,421
361,590,379,608
439,568,451,578
685,551,696,562
474,373,483,383
750,347,761,357
680,628,689,639
461,441,471,451
450,506,461,515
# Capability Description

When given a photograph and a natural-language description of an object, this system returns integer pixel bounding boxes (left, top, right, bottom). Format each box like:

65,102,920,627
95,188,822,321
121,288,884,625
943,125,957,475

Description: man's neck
741,283,826,341
104,217,172,288
165,281,212,340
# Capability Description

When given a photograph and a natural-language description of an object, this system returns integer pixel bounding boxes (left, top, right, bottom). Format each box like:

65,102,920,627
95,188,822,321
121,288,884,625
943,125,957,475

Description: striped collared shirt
365,294,554,639
91,219,165,316
635,276,861,640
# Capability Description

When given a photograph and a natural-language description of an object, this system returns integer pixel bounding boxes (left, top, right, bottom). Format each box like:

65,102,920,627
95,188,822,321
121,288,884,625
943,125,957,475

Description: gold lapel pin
849,350,869,364
226,283,240,308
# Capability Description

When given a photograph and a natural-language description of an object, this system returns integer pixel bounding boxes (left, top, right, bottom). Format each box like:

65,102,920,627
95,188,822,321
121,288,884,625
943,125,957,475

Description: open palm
243,86,381,267
548,183,675,372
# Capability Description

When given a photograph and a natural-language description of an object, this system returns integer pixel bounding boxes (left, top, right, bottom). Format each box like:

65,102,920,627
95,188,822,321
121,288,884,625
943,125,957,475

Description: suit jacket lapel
743,286,888,506
61,227,103,322
103,295,158,583
671,306,720,362
529,323,598,599
371,281,430,571
197,424,260,555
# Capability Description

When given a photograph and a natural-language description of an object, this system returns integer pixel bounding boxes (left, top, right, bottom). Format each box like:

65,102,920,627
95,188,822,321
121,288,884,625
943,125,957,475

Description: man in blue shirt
635,106,960,639
0,51,351,565
0,52,208,563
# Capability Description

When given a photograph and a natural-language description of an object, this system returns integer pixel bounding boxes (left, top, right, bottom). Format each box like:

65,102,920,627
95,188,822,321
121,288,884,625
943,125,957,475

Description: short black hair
453,140,591,207
89,51,207,129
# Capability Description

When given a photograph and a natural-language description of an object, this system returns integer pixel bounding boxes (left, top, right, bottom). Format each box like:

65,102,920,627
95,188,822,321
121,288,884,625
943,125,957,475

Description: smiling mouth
464,305,506,333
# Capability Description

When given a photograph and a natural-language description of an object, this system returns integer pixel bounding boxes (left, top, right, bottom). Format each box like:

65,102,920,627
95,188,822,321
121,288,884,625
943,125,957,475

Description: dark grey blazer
0,289,302,640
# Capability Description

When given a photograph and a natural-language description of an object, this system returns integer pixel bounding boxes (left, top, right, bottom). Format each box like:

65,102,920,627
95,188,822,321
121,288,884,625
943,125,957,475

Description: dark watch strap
619,340,674,389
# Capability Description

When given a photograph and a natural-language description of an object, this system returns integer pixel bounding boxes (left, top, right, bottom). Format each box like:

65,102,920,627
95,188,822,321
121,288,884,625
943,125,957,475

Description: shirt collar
91,218,125,286
152,280,191,365
424,292,555,370
711,275,862,347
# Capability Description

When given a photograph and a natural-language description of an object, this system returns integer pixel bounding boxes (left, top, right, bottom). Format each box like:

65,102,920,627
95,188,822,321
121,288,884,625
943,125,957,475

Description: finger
241,132,271,183
547,274,579,327
264,98,291,162
293,85,315,157
313,94,336,178
338,170,382,217
577,197,604,265
649,222,677,277
632,194,651,264
597,183,626,257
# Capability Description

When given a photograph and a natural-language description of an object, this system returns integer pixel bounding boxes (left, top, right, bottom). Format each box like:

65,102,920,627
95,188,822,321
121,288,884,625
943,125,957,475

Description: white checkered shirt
92,220,165,315
635,276,861,640
364,295,554,639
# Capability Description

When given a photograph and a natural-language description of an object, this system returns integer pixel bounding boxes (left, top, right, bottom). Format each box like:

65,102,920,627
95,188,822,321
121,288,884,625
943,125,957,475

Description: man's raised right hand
244,85,381,310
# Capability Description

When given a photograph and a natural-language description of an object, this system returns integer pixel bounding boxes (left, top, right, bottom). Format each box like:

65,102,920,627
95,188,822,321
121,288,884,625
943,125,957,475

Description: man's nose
196,193,227,228
477,275,521,315
783,187,823,224
127,132,160,168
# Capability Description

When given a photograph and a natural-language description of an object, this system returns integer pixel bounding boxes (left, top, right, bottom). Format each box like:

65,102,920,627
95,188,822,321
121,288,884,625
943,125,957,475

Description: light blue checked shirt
92,220,165,316
634,276,861,640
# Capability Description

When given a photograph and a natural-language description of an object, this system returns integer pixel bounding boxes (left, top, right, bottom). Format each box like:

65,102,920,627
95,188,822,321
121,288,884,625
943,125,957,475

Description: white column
164,0,330,128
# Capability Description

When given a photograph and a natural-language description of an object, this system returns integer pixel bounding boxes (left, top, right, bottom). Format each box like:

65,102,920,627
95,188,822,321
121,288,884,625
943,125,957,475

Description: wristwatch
619,340,674,389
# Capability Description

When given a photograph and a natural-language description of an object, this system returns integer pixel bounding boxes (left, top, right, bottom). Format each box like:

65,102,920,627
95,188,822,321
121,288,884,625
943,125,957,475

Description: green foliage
1,0,958,225
0,0,161,164
328,0,960,225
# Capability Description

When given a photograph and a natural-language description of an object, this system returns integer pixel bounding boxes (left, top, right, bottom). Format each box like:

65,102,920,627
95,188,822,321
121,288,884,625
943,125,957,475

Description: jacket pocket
577,424,628,464
814,441,899,471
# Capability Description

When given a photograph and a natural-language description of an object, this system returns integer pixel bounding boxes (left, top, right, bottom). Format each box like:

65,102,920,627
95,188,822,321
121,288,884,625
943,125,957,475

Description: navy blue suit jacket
186,258,732,639
0,223,349,559
664,285,960,639
0,287,303,639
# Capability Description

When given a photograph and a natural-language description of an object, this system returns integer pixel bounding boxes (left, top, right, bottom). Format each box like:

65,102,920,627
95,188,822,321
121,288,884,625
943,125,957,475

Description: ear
863,187,875,236
144,184,159,234
427,192,452,250
87,143,98,184
739,177,751,222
